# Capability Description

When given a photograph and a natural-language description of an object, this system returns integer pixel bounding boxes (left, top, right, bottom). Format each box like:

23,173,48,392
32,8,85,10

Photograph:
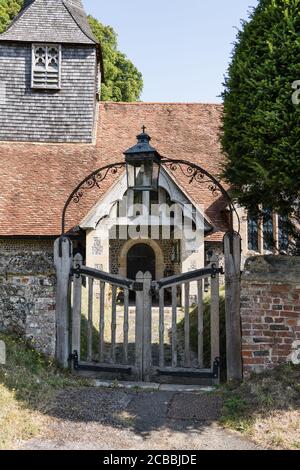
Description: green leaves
222,0,300,234
0,0,22,33
0,2,143,102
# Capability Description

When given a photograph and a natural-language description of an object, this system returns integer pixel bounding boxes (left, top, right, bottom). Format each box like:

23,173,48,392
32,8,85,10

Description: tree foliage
0,1,143,101
0,0,21,33
222,0,300,239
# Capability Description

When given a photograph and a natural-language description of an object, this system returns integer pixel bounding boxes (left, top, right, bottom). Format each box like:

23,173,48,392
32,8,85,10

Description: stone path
20,387,261,450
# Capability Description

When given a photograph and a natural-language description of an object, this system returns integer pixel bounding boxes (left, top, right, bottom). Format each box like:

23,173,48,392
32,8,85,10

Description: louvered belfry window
31,44,61,89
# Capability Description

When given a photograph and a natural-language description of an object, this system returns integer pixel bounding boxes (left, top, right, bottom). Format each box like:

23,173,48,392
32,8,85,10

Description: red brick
284,338,294,344
243,358,265,365
242,351,253,358
281,311,299,317
271,285,290,293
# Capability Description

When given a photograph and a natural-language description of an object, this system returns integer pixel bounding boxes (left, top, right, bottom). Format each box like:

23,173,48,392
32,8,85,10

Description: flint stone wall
0,251,56,357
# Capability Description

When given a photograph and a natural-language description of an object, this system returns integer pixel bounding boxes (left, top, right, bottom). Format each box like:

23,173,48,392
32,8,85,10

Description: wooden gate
54,232,242,383
67,252,223,384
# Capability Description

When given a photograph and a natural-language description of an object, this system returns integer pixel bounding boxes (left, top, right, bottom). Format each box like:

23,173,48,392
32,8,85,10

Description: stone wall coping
242,255,300,283
0,251,54,276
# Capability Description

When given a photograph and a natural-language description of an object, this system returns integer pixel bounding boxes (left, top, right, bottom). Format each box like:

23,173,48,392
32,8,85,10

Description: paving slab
159,384,215,393
92,379,215,393
93,380,160,390
167,393,223,421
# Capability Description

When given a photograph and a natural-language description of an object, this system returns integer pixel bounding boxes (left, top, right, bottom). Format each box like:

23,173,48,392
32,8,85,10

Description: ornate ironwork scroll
161,158,240,234
61,162,126,235
162,159,225,199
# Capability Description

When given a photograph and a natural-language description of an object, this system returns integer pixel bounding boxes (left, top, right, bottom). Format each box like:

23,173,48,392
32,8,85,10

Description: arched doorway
127,243,156,280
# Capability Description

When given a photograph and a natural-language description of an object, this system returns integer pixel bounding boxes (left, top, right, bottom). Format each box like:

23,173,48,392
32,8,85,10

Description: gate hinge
69,350,79,370
149,286,157,297
213,357,221,379
211,265,224,278
71,264,81,279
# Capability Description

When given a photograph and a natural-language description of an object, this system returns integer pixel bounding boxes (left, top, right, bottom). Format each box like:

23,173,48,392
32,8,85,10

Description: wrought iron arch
61,158,240,237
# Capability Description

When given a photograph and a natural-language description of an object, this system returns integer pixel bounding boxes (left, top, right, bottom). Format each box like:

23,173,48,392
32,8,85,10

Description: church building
0,0,286,294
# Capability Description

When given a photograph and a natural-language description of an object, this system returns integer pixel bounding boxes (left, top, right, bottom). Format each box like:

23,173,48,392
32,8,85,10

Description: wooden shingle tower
0,0,102,143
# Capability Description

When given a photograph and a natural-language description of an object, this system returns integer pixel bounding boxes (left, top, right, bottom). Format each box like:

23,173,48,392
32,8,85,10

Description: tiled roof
0,102,229,241
0,0,96,44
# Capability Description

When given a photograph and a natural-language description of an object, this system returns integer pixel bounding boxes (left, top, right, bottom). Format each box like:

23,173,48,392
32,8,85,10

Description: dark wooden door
127,243,156,280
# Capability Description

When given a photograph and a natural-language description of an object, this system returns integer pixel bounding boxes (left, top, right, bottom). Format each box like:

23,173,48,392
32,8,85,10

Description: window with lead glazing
278,216,289,252
31,44,61,89
263,209,274,251
247,215,259,251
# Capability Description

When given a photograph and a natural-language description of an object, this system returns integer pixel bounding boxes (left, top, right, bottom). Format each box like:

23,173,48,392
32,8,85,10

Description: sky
83,0,259,103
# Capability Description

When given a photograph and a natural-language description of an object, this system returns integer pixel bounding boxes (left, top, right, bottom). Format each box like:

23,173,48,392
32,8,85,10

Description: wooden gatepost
224,232,243,381
54,237,73,368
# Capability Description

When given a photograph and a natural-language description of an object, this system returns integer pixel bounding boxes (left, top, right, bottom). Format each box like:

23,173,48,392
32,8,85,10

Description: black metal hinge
69,350,79,370
211,265,224,279
213,357,221,379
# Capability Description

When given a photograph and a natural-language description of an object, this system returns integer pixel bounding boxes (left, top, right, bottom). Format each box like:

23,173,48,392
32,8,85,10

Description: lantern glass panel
127,163,136,189
135,159,152,188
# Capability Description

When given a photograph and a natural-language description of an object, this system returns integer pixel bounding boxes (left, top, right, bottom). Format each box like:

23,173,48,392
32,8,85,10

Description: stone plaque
0,340,6,365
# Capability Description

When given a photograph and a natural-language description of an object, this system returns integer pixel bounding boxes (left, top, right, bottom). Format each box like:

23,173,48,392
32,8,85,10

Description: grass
80,314,100,360
0,332,87,449
220,363,300,450
177,290,226,378
1,329,299,450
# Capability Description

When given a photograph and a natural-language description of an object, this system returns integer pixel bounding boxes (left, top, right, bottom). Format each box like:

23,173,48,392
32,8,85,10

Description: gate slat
159,288,165,367
197,279,204,368
210,256,220,367
111,285,117,362
135,272,144,380
87,277,94,362
184,282,190,367
123,288,129,364
72,254,83,362
171,285,177,368
99,281,105,363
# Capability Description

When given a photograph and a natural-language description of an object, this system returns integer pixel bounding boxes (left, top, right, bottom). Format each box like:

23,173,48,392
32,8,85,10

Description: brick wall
241,256,300,375
0,251,56,357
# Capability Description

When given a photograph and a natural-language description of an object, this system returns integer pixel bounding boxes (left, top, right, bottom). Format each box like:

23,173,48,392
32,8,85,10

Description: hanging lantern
124,127,162,192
